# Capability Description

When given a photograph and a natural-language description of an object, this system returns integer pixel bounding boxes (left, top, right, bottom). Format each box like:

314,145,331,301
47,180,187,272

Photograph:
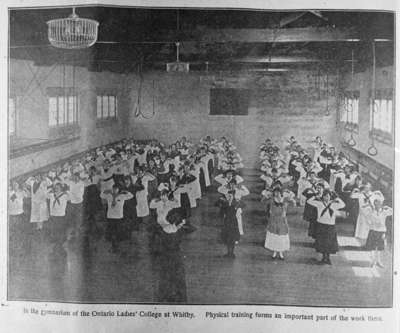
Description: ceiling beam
232,56,328,63
148,26,362,44
185,27,360,43
279,12,307,28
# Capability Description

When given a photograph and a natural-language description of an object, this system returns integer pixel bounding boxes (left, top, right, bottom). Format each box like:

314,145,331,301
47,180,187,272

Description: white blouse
308,198,345,225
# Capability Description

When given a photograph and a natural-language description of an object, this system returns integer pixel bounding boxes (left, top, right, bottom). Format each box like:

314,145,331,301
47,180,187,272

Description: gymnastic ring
367,145,378,156
347,138,356,147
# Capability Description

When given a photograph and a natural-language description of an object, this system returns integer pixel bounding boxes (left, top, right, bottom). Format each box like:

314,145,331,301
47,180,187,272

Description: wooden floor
8,169,392,306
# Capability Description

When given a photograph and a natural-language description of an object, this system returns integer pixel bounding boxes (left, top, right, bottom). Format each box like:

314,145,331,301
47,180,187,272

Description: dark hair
322,189,331,198
272,187,282,195
160,189,169,197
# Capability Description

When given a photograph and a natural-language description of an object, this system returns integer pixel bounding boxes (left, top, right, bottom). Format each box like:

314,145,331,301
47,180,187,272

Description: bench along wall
127,70,338,166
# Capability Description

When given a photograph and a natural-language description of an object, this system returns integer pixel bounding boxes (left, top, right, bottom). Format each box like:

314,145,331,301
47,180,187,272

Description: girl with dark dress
177,165,197,220
146,159,159,200
343,175,362,233
158,205,187,303
302,182,325,239
216,191,245,258
122,175,144,234
308,190,345,265
84,166,102,234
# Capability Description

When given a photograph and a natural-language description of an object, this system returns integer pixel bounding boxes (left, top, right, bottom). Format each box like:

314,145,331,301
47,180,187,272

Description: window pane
68,96,74,123
387,100,393,133
102,96,109,117
58,97,65,125
354,99,359,124
342,97,347,122
109,96,115,117
74,96,79,123
97,96,102,119
9,98,15,135
350,99,355,123
49,97,58,126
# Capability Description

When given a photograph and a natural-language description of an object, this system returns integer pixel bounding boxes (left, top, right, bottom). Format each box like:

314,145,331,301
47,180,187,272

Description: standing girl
9,181,28,251
100,184,133,253
26,174,50,231
308,190,345,265
365,198,392,268
47,182,70,254
131,166,156,223
216,191,245,258
264,188,296,260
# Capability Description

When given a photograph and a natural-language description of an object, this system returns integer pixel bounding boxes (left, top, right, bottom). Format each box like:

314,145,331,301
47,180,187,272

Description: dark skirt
346,198,359,231
158,231,186,302
303,203,318,239
66,202,83,228
221,219,240,246
49,216,68,244
314,222,339,254
199,168,206,194
105,218,130,243
318,164,331,183
84,185,102,216
180,193,191,219
124,199,138,233
365,230,385,251
208,159,214,180
148,179,159,200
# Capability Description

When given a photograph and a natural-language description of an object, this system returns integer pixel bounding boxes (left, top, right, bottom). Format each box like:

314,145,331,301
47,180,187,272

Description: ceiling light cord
368,40,378,156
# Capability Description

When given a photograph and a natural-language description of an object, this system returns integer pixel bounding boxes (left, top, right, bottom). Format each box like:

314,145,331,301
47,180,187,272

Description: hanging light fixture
47,7,99,49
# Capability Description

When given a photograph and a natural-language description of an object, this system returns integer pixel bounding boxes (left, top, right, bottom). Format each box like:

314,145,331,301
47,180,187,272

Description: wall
127,70,338,166
338,66,394,170
9,59,129,178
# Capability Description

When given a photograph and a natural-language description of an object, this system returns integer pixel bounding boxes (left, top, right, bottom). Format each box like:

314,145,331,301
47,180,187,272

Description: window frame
369,89,393,144
47,87,79,128
96,89,118,125
340,90,360,132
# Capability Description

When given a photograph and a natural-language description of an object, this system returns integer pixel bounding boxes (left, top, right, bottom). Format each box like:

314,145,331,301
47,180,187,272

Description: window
340,91,359,128
9,97,16,136
369,89,393,141
96,93,118,120
47,87,79,127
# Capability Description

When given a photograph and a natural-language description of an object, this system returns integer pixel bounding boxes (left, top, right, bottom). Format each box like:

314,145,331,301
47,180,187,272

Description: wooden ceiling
9,7,394,73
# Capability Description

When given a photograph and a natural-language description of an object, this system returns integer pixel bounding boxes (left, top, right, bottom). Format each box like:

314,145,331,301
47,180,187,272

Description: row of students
8,137,217,255
258,136,392,267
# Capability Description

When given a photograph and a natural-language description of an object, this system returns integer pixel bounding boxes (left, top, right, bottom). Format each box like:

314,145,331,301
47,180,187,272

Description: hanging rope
133,61,155,119
324,71,329,115
368,41,378,156
346,49,356,147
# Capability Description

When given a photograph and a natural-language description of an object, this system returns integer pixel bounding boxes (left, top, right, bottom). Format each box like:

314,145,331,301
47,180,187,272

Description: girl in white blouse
100,184,133,253
9,181,29,249
47,182,70,253
308,190,345,265
365,198,393,268
26,174,50,230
